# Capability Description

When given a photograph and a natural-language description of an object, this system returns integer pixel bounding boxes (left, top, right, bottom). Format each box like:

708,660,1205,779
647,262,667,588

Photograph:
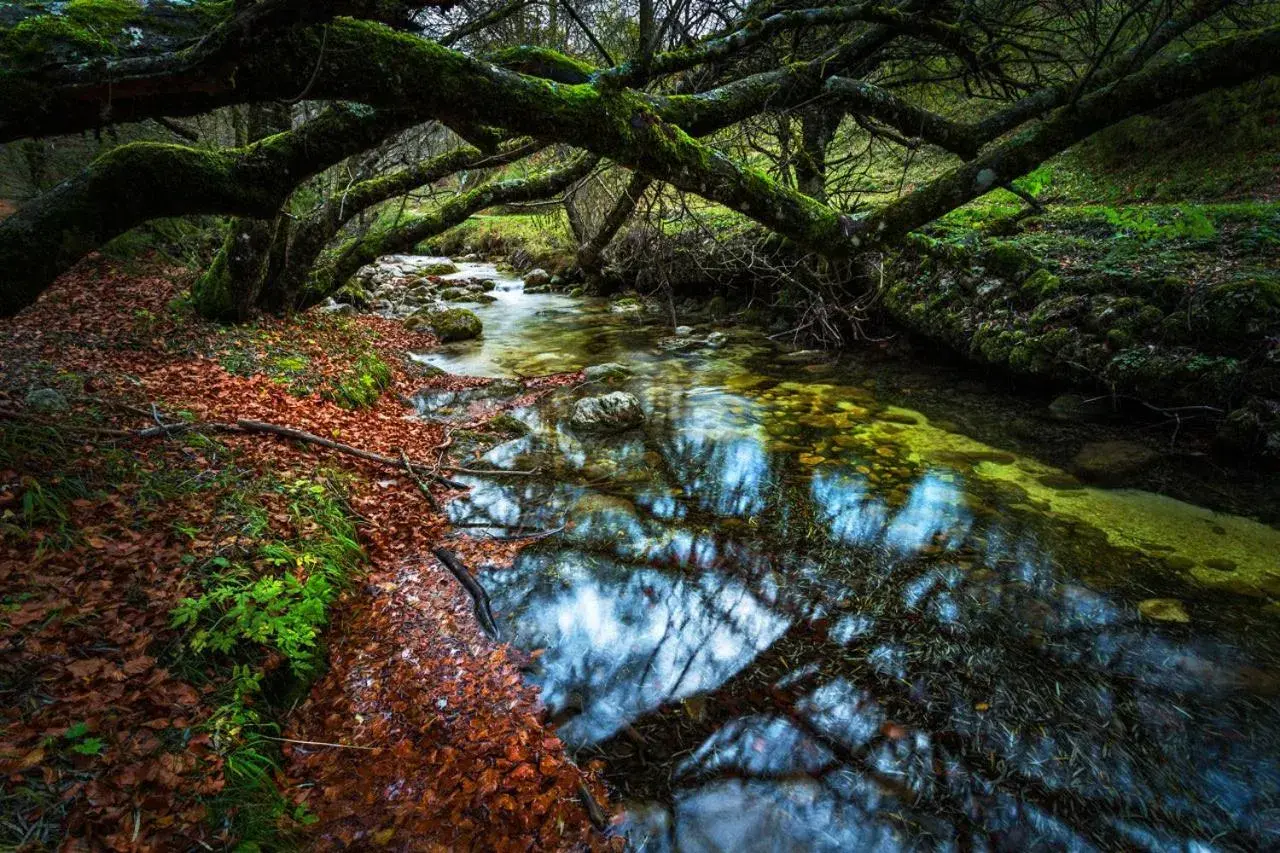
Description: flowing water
414,261,1280,851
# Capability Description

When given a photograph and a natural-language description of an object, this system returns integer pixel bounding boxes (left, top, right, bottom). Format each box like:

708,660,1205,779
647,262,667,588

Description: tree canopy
2,0,1277,318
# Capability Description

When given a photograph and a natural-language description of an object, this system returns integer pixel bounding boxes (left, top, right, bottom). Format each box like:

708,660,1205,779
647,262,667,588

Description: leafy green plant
171,476,362,676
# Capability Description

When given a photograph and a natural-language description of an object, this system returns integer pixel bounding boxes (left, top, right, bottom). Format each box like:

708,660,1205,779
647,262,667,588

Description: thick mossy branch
0,104,416,315
485,46,597,84
302,153,600,304
277,138,542,303
604,2,972,87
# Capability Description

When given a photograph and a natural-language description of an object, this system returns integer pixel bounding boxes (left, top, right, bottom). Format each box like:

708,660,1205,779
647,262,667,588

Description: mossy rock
1193,276,1280,338
489,413,531,437
405,307,482,341
978,241,1039,281
1020,269,1061,301
417,261,459,277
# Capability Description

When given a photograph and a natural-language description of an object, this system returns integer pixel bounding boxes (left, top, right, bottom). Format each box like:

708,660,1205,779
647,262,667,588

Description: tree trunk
192,104,292,321
577,172,652,295
794,107,839,203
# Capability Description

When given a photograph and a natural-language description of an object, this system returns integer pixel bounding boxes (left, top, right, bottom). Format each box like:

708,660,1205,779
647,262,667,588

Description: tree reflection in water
444,376,1280,852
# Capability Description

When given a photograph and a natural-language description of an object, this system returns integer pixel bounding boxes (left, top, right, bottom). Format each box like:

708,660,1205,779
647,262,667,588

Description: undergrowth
170,465,364,846
215,317,394,409
0,415,366,848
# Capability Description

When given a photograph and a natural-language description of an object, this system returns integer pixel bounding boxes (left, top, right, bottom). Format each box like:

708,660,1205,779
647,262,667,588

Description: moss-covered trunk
192,104,292,321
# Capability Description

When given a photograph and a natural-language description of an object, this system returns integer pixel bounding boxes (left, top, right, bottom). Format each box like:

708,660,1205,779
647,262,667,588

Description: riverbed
415,261,1280,851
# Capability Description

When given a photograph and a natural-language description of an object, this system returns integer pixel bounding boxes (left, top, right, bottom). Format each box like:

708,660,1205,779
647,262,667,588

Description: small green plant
1100,205,1217,242
171,476,362,677
60,722,104,756
320,352,393,409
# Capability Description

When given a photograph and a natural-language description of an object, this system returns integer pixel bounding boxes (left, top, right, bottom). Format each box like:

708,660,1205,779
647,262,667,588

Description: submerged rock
25,387,68,414
584,363,632,383
1048,393,1112,422
569,392,645,434
405,307,482,341
1071,440,1158,484
1138,598,1191,623
777,349,828,365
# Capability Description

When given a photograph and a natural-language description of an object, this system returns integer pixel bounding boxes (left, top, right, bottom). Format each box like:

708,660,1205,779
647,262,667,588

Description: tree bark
577,171,653,294
192,103,294,321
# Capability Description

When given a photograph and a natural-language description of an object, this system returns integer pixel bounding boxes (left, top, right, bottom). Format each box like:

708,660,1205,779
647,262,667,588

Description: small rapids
410,260,1280,851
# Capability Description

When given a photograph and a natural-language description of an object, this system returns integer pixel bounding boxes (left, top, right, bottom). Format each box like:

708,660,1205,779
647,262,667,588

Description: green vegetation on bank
214,316,394,409
0,409,366,847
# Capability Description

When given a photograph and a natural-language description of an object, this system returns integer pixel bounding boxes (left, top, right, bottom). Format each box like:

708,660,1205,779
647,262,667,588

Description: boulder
523,268,551,287
439,286,467,301
569,392,645,434
1071,440,1158,484
405,307,482,341
25,387,68,414
1217,396,1280,461
417,260,459,276
584,362,632,383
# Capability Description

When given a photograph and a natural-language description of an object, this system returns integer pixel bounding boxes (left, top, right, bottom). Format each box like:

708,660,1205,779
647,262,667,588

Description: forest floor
0,256,617,850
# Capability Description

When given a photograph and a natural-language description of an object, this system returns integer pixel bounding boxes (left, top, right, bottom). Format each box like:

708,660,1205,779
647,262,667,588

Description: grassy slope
875,78,1280,456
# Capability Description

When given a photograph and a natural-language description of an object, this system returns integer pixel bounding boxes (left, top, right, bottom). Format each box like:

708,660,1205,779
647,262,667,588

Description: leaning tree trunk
191,104,293,321
794,107,839,203
577,171,652,295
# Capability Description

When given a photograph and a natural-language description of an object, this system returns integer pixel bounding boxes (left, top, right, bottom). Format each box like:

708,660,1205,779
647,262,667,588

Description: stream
413,260,1280,851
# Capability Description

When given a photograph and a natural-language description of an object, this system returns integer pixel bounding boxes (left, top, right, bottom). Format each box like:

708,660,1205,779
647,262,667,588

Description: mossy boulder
523,268,551,287
404,307,482,341
1193,276,1280,338
979,241,1039,281
1021,269,1061,301
489,413,531,437
417,261,459,277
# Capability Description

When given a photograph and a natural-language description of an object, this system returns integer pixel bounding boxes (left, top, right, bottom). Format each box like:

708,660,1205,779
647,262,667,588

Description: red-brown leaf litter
0,256,615,850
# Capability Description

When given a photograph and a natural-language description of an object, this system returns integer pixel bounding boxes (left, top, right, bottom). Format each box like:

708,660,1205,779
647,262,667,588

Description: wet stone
1072,440,1159,484
1138,598,1191,623
569,392,645,434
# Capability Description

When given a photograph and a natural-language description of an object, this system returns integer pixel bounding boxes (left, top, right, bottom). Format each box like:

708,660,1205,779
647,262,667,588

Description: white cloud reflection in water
490,550,790,746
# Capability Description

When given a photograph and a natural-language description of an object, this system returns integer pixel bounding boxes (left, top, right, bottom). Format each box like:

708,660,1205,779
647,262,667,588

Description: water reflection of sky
426,288,1280,851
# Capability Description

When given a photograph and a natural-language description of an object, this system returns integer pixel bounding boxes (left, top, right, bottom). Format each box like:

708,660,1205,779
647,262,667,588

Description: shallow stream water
414,261,1280,851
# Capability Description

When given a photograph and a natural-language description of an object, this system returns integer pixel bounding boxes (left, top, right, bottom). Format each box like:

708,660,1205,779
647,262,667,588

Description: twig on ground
432,547,501,641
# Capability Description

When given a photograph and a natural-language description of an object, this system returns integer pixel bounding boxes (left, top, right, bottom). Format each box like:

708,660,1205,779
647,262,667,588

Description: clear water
414,263,1280,851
